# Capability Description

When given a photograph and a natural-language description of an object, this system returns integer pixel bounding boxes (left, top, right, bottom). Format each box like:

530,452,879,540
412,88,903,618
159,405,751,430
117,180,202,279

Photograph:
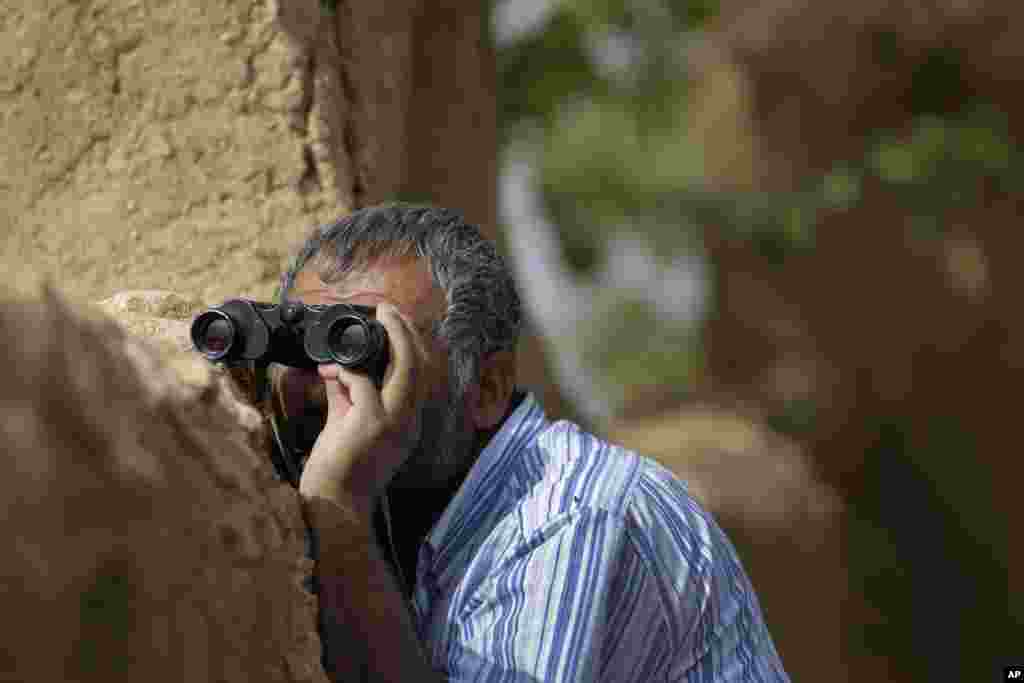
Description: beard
270,362,478,492
387,381,478,493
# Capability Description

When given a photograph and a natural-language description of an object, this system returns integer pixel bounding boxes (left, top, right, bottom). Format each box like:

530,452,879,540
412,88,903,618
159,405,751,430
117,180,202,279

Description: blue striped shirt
411,393,790,682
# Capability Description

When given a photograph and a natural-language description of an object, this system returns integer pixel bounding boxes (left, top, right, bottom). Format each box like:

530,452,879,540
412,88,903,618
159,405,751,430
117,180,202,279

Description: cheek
425,357,460,419
421,343,449,394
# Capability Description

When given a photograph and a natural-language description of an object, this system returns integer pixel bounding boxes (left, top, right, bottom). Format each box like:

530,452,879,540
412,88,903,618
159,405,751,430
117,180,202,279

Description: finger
317,362,340,383
331,363,380,411
376,303,417,416
317,363,353,413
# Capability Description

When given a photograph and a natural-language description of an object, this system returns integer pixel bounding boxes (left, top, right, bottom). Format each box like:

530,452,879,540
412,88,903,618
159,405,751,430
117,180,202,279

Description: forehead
291,254,445,327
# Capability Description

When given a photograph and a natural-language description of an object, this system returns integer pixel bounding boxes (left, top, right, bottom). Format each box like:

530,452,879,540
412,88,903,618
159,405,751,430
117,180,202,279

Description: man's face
274,255,476,490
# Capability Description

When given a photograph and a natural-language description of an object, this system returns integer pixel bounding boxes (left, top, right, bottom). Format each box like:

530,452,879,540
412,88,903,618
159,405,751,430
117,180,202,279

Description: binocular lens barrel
192,311,236,360
326,317,371,363
190,300,386,382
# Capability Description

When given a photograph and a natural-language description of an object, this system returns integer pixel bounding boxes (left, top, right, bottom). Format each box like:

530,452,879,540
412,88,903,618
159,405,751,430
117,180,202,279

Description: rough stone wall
2,0,346,305
0,286,328,683
0,0,505,305
0,0,415,308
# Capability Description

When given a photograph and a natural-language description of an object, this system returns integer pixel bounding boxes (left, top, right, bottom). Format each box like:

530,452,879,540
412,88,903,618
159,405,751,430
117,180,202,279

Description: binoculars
190,299,390,386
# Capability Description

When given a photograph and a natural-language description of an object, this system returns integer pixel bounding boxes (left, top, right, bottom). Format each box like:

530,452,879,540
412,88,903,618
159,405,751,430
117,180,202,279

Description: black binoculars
190,299,390,386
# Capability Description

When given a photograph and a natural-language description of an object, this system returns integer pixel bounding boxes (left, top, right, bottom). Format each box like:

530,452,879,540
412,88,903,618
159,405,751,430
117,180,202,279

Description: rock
98,289,205,320
92,290,205,360
0,285,328,682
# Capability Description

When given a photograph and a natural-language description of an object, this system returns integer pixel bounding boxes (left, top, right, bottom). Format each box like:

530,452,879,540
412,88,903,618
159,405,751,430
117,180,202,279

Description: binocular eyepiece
190,299,390,386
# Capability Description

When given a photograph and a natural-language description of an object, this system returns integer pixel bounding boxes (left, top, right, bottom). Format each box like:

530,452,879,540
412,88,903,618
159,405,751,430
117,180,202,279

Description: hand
298,303,433,523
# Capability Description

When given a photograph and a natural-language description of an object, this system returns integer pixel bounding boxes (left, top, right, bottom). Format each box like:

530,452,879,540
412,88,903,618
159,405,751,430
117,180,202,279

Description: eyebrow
291,289,392,303
327,288,393,300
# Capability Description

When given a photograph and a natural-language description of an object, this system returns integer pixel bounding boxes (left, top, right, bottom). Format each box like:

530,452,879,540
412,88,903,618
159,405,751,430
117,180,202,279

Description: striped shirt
411,393,790,682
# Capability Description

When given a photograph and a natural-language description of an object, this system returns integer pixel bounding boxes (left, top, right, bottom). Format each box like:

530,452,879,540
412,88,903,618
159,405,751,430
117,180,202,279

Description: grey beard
282,410,327,456
271,361,478,491
389,388,477,492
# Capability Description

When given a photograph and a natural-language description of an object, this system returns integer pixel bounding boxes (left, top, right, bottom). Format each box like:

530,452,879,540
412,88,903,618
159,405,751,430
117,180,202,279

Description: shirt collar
423,391,549,561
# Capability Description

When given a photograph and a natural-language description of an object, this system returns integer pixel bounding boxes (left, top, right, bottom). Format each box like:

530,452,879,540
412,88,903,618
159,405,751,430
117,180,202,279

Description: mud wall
0,287,328,682
0,0,497,306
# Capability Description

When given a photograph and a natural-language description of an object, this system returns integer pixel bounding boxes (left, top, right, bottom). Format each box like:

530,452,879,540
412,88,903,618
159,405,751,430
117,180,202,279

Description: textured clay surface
0,0,499,311
0,286,329,683
0,0,353,307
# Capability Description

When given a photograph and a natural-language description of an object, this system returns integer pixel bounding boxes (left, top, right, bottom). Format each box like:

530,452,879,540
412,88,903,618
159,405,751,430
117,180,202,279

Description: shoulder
516,420,756,621
513,419,647,519
513,419,713,563
458,410,789,679
518,418,702,519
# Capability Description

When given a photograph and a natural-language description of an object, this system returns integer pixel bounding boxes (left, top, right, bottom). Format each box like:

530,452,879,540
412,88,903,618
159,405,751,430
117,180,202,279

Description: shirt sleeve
440,506,673,683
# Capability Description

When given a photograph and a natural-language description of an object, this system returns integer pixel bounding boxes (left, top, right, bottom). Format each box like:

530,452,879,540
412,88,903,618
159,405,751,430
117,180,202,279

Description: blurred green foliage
498,0,719,405
540,101,1020,268
580,294,703,403
870,105,1020,238
498,2,1021,269
764,396,818,438
498,1,714,271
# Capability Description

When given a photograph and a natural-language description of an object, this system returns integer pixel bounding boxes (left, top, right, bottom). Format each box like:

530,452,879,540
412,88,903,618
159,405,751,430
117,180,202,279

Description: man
269,204,789,681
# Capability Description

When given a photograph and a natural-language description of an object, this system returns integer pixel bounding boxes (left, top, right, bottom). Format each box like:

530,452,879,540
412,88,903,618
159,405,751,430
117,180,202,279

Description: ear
467,350,517,430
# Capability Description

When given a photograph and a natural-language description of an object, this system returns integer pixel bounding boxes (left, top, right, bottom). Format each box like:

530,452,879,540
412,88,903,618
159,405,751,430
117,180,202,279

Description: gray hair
279,203,522,400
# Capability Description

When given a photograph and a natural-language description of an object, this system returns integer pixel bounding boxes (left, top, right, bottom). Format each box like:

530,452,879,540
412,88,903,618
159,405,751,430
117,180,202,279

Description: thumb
318,363,379,411
317,364,353,415
332,364,379,409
